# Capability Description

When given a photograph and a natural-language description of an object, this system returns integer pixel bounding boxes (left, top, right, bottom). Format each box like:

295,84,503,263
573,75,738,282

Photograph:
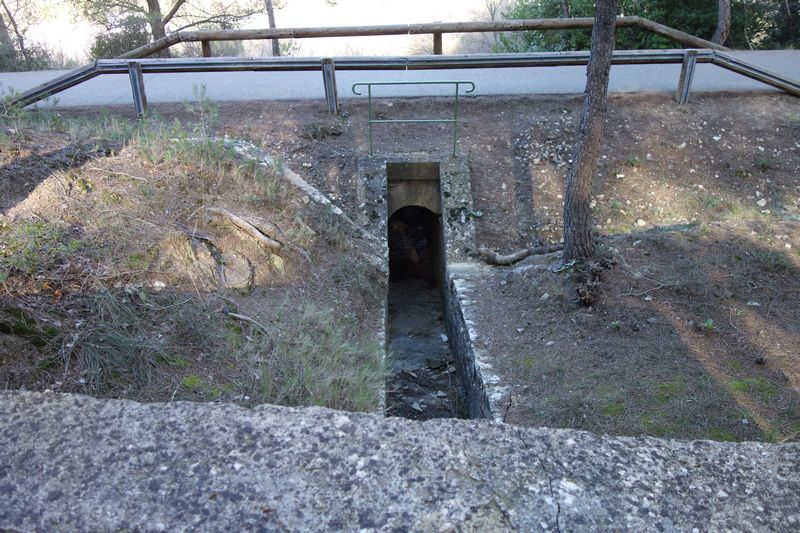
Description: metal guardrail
7,49,799,114
352,80,475,156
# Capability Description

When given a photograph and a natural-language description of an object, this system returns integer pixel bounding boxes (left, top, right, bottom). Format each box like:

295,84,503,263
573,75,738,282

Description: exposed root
477,244,563,266
206,207,282,252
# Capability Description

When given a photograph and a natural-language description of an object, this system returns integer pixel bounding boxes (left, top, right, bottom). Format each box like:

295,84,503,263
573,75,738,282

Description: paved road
0,50,797,109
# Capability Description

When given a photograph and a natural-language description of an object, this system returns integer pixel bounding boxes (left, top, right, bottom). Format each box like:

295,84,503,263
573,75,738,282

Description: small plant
624,156,641,167
183,84,219,138
609,320,621,330
599,400,625,417
694,193,733,214
708,428,737,442
655,380,684,403
729,377,777,398
181,374,204,390
755,157,775,172
702,318,714,332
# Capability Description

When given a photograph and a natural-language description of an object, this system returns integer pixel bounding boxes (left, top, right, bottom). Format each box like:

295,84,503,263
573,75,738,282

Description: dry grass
0,98,385,411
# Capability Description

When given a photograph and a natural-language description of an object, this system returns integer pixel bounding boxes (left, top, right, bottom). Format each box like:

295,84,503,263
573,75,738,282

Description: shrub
90,16,150,59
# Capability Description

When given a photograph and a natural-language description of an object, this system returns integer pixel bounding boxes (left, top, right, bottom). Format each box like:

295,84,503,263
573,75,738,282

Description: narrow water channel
385,206,464,419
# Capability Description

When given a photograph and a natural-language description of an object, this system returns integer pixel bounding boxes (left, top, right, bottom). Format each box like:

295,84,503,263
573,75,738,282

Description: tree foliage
496,0,799,51
76,0,261,32
89,15,150,58
76,0,262,57
0,0,52,71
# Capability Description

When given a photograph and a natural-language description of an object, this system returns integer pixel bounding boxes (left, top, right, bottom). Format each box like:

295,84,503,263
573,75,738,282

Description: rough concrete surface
1,391,799,532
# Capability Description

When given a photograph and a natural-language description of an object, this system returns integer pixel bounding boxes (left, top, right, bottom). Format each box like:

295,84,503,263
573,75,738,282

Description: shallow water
385,278,464,420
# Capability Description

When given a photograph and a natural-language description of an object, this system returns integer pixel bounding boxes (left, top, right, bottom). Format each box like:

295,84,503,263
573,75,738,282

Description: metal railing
352,80,475,156
7,49,799,115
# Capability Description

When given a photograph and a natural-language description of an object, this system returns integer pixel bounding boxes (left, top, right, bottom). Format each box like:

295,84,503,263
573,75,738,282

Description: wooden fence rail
118,16,728,59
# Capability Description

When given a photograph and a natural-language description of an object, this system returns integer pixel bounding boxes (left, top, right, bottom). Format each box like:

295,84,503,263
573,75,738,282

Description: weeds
729,377,777,399
753,248,792,273
655,380,685,403
180,374,204,390
74,290,212,394
694,193,733,214
0,95,384,413
183,84,218,138
242,304,383,411
0,219,83,278
707,428,736,441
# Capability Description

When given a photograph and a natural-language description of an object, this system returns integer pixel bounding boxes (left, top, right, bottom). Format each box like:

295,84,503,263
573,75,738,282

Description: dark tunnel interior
388,205,441,286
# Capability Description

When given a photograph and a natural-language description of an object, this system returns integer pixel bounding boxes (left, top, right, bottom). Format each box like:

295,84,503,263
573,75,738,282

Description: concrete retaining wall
2,391,798,531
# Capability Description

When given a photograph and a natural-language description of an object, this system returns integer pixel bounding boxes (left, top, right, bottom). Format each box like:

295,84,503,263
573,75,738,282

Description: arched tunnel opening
386,202,464,420
388,206,441,286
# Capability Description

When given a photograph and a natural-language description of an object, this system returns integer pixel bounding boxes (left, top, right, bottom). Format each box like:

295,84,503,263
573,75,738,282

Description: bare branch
162,0,188,25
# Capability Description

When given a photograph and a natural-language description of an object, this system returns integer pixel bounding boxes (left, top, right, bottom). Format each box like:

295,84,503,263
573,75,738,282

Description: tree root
206,207,282,252
477,244,563,266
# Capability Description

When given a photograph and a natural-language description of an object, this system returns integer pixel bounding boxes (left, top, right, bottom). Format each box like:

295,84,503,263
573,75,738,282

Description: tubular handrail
352,80,476,95
352,81,475,156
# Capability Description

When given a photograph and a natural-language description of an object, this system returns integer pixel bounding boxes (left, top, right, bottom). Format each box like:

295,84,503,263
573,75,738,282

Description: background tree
762,0,799,49
562,0,617,262
497,0,786,51
0,0,51,70
264,0,279,56
76,0,262,58
712,0,731,45
89,14,150,58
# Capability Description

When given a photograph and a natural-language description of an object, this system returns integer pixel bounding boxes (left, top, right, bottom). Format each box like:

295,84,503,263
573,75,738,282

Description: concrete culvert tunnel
385,165,464,420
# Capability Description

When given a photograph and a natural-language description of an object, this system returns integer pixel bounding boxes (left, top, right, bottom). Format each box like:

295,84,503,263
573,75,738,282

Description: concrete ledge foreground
1,391,798,531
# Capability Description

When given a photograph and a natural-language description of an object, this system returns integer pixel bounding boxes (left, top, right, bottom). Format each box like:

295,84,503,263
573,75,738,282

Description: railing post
676,49,697,104
367,85,373,156
433,32,443,55
127,61,148,118
452,83,459,156
321,57,339,115
201,40,212,57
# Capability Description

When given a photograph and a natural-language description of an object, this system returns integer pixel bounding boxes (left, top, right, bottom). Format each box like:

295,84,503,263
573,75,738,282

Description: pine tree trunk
562,0,617,262
265,0,280,56
146,0,171,58
712,0,731,45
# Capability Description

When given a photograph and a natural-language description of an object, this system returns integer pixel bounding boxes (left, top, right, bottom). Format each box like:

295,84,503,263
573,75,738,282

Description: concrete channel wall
357,153,502,420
